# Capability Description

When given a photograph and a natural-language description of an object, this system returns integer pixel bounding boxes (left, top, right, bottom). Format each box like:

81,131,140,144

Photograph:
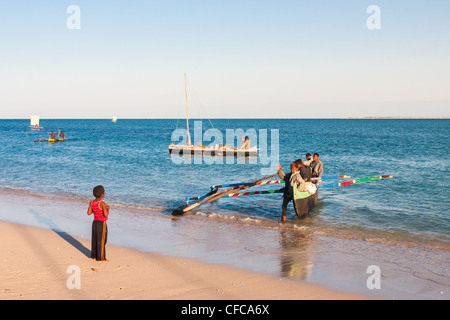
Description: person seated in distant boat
239,136,251,150
50,131,56,139
277,162,307,222
58,130,65,139
310,153,324,178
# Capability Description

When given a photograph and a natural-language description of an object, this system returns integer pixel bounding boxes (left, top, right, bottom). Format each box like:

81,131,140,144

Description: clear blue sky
0,0,449,118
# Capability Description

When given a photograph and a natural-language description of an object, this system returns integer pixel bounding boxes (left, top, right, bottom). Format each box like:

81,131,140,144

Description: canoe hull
293,190,318,218
169,145,257,157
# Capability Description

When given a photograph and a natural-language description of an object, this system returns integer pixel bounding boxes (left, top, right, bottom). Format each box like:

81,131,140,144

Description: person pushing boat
277,162,308,222
295,159,312,182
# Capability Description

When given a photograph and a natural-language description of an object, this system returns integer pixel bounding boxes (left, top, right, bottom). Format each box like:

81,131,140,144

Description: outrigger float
172,174,393,218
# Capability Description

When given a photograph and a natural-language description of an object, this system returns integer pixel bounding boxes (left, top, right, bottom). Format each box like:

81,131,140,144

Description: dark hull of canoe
293,190,318,218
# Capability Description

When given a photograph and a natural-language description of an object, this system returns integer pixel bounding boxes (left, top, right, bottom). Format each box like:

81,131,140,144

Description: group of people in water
277,153,324,222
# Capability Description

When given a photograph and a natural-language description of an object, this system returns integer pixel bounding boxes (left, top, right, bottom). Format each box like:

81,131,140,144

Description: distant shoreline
1,117,449,120
346,117,450,119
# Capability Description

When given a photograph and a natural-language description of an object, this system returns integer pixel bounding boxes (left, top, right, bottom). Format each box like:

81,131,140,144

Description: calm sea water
0,119,449,247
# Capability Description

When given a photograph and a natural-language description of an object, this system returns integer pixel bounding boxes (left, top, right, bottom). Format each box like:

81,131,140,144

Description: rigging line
172,83,186,142
186,77,224,145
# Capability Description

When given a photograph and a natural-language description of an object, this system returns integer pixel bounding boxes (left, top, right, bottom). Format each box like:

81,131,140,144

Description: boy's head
306,153,311,160
93,185,105,199
313,153,319,161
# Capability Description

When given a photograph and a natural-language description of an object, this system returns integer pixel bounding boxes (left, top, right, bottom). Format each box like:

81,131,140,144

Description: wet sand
0,190,448,300
0,220,368,300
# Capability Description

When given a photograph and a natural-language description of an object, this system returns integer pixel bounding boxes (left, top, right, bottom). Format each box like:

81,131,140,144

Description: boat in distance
168,73,258,157
168,144,258,157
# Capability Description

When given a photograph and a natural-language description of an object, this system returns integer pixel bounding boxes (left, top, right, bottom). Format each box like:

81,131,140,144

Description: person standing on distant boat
310,153,324,178
277,162,307,222
58,130,65,139
303,153,312,166
87,185,109,261
50,131,56,139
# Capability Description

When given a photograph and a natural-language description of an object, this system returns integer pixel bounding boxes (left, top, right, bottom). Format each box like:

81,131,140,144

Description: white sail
30,115,40,127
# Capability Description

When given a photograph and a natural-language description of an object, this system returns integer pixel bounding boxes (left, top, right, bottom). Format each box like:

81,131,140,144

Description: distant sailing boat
30,115,43,130
168,74,257,157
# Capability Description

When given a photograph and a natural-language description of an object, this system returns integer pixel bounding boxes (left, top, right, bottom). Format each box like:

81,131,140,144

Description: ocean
0,118,449,298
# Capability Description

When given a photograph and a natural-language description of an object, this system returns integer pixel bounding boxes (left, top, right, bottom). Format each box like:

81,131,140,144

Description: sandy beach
1,189,448,301
0,220,367,300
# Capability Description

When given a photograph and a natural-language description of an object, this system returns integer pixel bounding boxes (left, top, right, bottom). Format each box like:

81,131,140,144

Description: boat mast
185,73,192,146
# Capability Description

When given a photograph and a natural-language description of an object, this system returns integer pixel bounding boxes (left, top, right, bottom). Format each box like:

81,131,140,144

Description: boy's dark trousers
91,220,107,261
282,196,292,220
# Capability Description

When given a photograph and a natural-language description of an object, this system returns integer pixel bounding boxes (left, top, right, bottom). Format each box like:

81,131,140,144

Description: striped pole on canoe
211,180,283,189
317,175,393,188
212,176,350,189
225,175,393,197
228,189,284,197
311,175,351,181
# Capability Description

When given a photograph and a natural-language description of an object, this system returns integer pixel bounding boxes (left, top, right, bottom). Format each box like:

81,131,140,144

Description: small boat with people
30,115,44,130
168,143,258,157
34,130,67,143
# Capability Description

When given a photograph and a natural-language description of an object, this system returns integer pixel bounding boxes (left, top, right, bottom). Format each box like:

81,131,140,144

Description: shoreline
0,220,368,300
0,190,448,300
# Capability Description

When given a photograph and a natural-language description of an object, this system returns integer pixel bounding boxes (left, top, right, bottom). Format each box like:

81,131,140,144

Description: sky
0,0,449,119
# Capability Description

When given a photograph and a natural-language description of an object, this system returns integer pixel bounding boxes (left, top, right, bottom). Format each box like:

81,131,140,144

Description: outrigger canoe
172,174,393,219
34,138,66,143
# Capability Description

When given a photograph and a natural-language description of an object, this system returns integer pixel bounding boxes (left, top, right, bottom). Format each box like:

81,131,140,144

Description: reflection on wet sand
279,229,314,280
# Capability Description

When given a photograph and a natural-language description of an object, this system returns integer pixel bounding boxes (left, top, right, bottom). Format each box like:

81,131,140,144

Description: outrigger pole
187,175,351,202
317,175,393,188
311,175,351,181
211,175,350,189
216,175,393,198
172,174,277,215
172,175,393,215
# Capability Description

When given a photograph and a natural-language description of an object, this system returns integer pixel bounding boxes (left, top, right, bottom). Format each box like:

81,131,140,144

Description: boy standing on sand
87,185,109,261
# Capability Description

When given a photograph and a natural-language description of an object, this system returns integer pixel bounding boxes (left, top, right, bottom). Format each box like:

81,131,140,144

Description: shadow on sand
30,209,91,258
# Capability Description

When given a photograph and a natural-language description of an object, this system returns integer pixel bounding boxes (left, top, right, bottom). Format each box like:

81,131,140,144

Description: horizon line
2,117,449,120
